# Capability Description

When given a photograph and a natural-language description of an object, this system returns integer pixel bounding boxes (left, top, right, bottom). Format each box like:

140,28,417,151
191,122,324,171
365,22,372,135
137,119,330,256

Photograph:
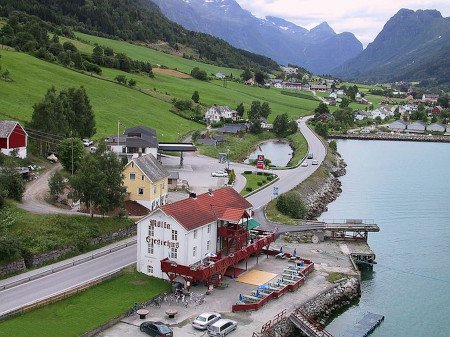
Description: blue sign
273,186,279,196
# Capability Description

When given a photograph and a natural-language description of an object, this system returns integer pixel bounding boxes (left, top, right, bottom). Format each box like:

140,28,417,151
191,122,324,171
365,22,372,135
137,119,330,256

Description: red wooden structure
161,226,276,286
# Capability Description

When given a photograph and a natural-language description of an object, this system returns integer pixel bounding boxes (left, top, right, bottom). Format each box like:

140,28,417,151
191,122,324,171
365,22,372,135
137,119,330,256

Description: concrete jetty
341,312,385,337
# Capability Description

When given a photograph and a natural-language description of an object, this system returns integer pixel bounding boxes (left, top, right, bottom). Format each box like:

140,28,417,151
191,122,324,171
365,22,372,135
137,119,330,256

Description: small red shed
0,121,28,159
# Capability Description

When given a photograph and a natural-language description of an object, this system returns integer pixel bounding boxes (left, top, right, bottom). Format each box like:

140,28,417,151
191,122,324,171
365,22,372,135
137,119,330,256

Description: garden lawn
5,202,134,257
241,172,275,196
75,32,242,77
0,50,199,140
0,267,171,337
99,67,317,122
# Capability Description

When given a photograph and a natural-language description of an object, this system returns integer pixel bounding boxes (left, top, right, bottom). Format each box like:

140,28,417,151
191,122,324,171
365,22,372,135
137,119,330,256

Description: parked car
208,319,237,337
82,138,93,147
211,171,228,177
301,162,308,167
192,312,222,330
312,160,319,165
140,321,173,337
307,153,314,159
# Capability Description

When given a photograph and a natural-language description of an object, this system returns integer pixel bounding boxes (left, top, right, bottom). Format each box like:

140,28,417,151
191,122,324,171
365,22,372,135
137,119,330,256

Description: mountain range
332,9,450,88
149,0,363,74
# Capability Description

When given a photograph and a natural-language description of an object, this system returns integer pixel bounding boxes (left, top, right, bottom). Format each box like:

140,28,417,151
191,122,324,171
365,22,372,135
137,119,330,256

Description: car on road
211,171,228,177
312,160,319,165
301,162,308,167
307,152,314,159
192,312,222,330
82,138,93,147
140,321,173,337
208,318,237,336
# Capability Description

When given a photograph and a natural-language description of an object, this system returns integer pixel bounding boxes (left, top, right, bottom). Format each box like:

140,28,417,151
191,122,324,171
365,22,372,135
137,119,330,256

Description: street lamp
227,148,230,171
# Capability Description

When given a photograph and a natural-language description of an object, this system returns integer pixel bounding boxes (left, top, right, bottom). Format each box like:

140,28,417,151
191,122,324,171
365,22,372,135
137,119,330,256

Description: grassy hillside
0,50,199,140
75,32,243,77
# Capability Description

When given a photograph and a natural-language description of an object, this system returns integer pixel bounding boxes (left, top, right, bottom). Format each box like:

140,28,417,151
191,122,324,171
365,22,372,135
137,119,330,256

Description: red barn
0,121,28,159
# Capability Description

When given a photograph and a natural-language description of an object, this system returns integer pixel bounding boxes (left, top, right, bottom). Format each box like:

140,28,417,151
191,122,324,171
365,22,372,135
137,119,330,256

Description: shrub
243,171,252,175
275,192,306,219
262,180,266,183
257,172,263,176
246,187,253,192
257,182,263,187
267,176,273,181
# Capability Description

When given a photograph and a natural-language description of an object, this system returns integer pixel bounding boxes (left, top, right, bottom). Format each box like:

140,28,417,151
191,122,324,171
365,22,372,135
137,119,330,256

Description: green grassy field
241,172,275,195
75,32,242,77
101,67,317,122
0,267,170,337
0,50,199,140
2,202,134,258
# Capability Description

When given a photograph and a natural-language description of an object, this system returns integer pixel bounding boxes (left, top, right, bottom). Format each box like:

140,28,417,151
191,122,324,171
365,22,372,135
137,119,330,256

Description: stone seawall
305,155,346,220
330,133,450,143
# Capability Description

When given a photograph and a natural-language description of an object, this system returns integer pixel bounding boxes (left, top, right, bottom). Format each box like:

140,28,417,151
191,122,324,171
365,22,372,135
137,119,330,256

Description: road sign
273,186,279,197
257,154,265,169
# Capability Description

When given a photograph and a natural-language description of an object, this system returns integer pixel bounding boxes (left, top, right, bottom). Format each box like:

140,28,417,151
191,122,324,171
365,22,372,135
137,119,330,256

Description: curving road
0,117,326,317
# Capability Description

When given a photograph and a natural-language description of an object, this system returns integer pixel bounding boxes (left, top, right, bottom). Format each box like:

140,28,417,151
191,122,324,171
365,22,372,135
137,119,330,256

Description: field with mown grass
2,201,134,259
0,267,170,337
75,32,242,77
0,50,199,140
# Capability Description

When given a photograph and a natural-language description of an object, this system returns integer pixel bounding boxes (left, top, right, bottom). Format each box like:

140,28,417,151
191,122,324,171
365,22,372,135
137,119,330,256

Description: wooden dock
341,312,384,337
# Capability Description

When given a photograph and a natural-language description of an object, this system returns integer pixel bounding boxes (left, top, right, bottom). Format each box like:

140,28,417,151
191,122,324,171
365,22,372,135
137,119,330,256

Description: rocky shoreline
300,277,360,326
305,154,347,219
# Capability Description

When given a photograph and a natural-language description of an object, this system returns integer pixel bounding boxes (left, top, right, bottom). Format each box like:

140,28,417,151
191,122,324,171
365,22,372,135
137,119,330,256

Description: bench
275,253,286,259
282,273,301,280
243,295,261,303
251,290,270,298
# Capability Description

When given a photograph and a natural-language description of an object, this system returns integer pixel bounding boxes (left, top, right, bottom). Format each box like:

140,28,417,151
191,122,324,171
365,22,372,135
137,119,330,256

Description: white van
208,319,237,337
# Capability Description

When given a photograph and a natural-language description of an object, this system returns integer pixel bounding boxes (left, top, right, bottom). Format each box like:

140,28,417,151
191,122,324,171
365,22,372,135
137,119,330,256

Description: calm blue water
320,140,450,337
245,140,293,167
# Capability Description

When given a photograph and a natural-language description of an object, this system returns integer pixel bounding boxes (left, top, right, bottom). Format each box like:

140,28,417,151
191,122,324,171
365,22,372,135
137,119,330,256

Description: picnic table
165,309,178,319
136,309,149,319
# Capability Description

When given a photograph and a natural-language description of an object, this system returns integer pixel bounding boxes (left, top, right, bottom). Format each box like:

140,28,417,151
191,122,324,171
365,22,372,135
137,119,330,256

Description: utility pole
70,131,74,175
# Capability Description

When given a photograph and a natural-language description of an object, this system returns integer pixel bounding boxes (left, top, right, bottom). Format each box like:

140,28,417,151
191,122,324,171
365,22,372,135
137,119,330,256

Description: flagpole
117,120,120,146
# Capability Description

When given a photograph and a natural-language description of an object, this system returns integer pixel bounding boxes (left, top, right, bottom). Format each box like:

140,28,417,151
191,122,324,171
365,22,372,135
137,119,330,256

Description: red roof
160,187,252,231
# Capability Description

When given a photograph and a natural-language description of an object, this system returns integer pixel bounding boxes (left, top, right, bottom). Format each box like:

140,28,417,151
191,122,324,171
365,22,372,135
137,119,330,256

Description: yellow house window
138,188,144,195
130,173,136,181
141,175,145,181
153,186,157,194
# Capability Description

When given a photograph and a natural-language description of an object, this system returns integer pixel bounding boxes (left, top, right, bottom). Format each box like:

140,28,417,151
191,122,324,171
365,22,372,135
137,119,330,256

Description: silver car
192,312,221,330
208,318,237,336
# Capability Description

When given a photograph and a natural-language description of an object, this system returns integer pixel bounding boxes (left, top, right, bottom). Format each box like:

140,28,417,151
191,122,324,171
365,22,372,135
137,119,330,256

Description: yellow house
123,154,170,211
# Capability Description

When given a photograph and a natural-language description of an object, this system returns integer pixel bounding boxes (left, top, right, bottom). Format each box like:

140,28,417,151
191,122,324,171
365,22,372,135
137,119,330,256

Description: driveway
19,163,76,215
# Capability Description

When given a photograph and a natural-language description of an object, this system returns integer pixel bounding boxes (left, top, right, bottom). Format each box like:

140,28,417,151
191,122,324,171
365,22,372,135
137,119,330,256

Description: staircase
289,310,333,337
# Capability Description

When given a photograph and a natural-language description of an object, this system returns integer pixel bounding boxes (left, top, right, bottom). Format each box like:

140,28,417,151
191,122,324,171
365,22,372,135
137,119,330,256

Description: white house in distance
408,120,426,132
136,187,254,279
422,94,439,103
204,105,238,123
215,72,226,79
388,119,408,131
105,126,158,160
0,121,28,159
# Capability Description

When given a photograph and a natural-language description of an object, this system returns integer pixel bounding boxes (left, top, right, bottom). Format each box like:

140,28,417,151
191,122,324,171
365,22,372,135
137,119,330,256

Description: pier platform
341,312,384,337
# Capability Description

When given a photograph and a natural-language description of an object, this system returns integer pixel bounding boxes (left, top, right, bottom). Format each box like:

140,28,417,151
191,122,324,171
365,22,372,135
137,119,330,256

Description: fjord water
320,140,450,337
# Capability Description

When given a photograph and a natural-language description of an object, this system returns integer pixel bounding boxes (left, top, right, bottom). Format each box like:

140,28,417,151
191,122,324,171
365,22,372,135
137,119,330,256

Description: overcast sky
235,0,450,47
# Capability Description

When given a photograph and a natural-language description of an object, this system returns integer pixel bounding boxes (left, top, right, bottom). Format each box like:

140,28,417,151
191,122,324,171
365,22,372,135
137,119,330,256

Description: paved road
0,117,326,316
247,117,326,210
0,245,136,317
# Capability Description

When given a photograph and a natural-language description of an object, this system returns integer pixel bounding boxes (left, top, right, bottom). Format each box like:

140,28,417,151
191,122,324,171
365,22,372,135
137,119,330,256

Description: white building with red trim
0,121,28,159
136,187,274,283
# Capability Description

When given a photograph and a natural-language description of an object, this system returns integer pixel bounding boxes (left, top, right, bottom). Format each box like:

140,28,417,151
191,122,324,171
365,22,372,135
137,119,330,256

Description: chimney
138,148,142,157
208,188,213,196
189,192,197,199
